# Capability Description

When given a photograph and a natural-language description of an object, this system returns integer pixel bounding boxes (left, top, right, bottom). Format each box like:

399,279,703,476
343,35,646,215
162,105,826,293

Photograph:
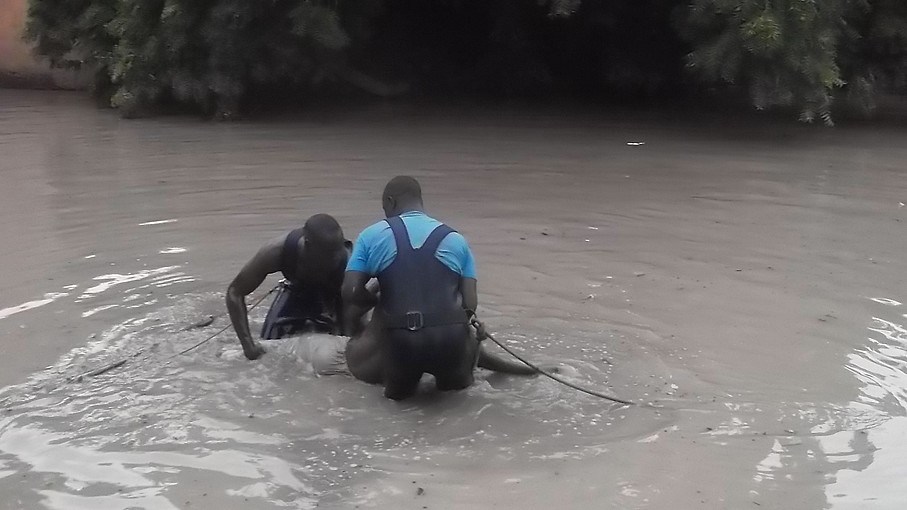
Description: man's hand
471,318,489,341
243,342,266,361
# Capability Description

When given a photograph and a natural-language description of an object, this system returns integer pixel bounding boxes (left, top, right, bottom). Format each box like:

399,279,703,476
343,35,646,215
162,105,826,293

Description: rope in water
68,284,279,382
172,285,279,357
71,284,637,408
473,319,636,407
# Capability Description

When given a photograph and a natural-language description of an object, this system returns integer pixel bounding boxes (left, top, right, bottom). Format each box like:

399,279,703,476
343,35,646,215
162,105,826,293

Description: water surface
1,90,905,509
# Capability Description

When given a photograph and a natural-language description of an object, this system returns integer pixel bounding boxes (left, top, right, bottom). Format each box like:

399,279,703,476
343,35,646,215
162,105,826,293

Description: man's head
382,176,423,218
303,213,345,252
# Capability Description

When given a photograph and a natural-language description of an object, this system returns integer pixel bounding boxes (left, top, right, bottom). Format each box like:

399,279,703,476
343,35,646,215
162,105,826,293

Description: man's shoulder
350,220,394,259
439,230,470,250
261,232,291,257
411,212,443,225
358,219,391,242
272,227,304,255
364,218,391,230
423,214,461,233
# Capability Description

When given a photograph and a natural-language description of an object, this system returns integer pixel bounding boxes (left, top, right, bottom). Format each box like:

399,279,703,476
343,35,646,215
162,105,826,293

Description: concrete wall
1,0,85,88
0,0,39,71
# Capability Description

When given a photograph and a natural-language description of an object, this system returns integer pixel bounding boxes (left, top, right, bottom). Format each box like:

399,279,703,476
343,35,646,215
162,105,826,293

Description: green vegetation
24,0,907,123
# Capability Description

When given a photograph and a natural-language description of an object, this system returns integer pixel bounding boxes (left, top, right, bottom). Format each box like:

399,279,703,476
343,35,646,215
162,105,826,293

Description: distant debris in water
181,315,215,331
627,141,646,146
138,218,179,226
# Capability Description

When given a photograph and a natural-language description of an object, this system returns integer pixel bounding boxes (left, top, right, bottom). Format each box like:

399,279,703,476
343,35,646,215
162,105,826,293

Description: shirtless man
226,214,351,361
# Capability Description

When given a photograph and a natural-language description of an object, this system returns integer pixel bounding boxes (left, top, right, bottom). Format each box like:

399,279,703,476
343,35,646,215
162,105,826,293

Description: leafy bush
27,0,353,117
24,0,907,122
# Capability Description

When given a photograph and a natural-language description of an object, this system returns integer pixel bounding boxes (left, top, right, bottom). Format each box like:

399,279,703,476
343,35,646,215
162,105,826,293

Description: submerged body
277,302,525,383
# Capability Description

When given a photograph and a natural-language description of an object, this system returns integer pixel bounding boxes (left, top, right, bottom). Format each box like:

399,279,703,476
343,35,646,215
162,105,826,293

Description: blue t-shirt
346,211,477,279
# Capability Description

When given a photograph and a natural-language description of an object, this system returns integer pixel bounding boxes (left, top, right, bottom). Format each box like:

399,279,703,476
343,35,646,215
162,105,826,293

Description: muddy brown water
0,90,905,509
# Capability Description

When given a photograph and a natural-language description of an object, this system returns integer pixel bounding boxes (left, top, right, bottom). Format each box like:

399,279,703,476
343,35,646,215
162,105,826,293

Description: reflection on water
0,265,198,323
0,266,189,322
138,219,179,227
0,292,69,320
78,266,181,299
823,416,907,509
850,315,907,411
822,301,907,509
749,297,907,509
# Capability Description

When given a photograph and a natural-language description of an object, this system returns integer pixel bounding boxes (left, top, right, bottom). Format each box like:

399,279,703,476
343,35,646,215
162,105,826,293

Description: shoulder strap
281,228,305,282
385,216,413,255
419,224,455,255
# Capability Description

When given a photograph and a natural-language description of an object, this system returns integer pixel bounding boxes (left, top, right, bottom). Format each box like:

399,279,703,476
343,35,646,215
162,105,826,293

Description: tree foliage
24,0,907,122
681,0,879,124
27,0,355,116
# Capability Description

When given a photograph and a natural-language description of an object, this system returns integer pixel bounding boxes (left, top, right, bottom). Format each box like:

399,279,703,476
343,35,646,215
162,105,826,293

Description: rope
70,283,637,409
473,319,636,407
171,285,278,357
68,284,279,383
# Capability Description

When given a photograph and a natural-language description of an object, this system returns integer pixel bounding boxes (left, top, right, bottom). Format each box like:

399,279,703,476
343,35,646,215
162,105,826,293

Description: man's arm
460,276,478,315
226,237,282,360
459,276,537,375
341,271,377,337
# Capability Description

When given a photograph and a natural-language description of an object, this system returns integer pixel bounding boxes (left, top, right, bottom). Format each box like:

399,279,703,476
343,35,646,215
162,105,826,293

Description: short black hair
382,175,422,202
303,213,344,247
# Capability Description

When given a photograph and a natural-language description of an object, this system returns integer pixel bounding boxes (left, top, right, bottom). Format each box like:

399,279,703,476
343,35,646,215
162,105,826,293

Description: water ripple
0,294,657,509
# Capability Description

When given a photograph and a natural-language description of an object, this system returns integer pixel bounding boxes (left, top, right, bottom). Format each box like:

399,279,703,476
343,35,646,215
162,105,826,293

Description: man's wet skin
226,213,351,360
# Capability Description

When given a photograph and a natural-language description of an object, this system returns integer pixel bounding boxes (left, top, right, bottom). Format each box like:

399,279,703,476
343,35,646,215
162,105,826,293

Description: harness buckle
405,311,424,331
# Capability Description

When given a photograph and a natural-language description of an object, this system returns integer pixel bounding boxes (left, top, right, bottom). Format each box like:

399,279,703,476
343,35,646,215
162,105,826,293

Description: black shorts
260,284,335,339
381,323,477,400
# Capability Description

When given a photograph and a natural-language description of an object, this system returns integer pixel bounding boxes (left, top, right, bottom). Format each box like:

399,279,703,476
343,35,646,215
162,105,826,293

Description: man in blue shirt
342,176,533,400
